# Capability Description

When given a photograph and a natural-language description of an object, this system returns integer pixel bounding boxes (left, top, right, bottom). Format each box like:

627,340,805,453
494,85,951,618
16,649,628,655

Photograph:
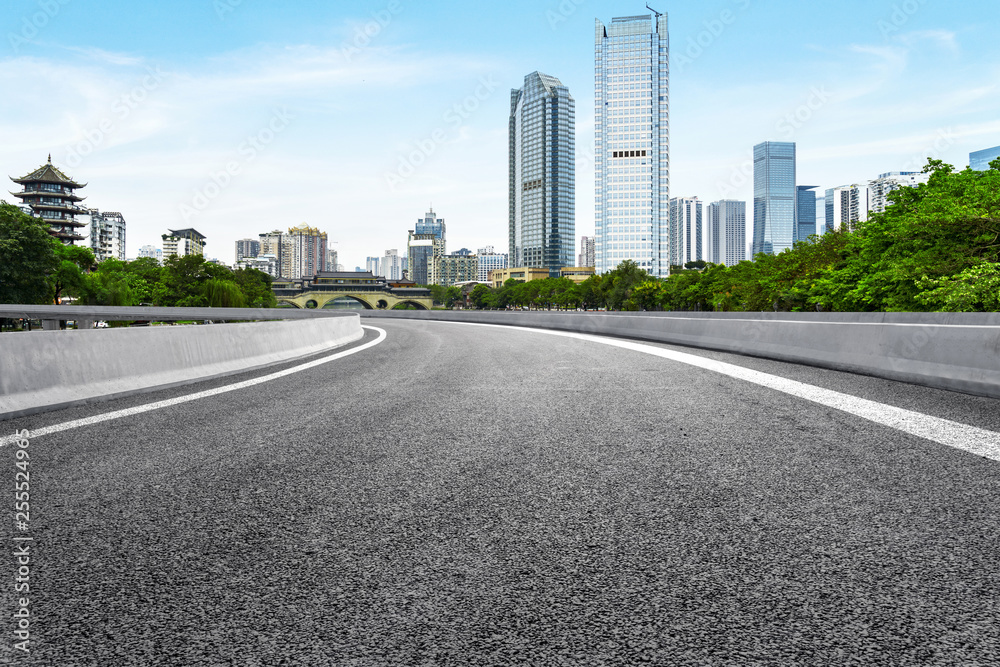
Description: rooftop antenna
646,3,662,17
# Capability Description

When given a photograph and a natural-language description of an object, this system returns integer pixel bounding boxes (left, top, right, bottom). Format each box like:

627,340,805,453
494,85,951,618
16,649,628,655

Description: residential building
796,186,819,242
578,236,595,268
869,172,930,214
825,184,870,232
81,209,126,261
432,254,479,286
383,249,402,281
327,248,339,273
594,13,669,276
10,155,87,244
260,231,292,276
476,246,509,283
706,200,746,266
365,256,381,276
753,141,796,256
490,267,550,289
509,71,575,276
970,145,1000,171
162,228,206,258
669,197,704,266
236,239,260,263
286,224,328,279
138,245,162,263
239,253,279,277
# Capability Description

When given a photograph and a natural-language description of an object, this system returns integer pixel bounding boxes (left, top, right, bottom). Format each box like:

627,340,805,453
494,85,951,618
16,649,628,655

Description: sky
3,0,999,268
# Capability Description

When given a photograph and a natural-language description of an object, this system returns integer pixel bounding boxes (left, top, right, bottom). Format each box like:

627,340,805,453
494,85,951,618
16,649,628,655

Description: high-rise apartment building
706,200,746,266
162,229,206,258
868,172,929,214
383,249,402,281
236,239,260,263
668,197,704,267
138,245,162,263
578,236,595,268
81,209,126,261
327,248,339,272
970,145,1000,171
594,13,669,276
509,71,575,276
365,256,381,277
796,186,819,242
286,225,328,280
431,254,478,287
825,184,870,232
753,141,796,256
476,246,509,283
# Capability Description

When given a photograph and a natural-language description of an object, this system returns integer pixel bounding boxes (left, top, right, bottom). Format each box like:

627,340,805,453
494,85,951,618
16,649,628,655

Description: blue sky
3,0,999,267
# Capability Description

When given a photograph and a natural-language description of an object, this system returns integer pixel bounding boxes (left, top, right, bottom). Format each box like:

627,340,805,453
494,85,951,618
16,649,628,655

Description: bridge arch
320,296,374,310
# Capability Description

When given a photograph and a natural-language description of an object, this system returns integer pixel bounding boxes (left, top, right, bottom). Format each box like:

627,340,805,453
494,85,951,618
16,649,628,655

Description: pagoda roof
10,155,86,188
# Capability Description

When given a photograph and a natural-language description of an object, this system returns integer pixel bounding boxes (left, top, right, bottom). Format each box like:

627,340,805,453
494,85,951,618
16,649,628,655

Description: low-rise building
163,228,206,258
490,267,550,288
560,267,596,284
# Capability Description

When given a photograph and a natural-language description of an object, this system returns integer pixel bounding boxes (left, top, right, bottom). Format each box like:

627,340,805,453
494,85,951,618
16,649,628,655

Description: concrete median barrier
0,315,363,420
363,311,1000,400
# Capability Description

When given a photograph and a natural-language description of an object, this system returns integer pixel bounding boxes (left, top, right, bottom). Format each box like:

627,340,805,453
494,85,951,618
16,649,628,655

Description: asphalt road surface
3,319,999,666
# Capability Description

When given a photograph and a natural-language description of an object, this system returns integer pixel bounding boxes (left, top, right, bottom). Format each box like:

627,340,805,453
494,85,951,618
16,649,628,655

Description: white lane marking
0,326,387,446
438,321,1000,462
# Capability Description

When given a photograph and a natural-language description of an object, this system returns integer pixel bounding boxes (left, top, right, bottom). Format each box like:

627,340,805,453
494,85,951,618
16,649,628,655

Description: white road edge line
0,326,387,447
443,321,1000,463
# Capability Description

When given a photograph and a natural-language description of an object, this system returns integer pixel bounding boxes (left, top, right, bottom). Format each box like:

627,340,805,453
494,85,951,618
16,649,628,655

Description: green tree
469,284,493,309
0,203,58,304
50,242,96,304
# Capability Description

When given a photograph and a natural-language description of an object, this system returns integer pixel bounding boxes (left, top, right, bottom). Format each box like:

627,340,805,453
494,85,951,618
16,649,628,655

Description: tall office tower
407,230,443,285
706,200,746,266
869,172,929,214
162,229,206,258
383,249,402,281
753,141,796,256
668,197,704,266
595,13,669,276
366,256,381,277
815,196,827,235
236,239,260,263
578,236,596,268
970,145,1000,171
476,246,509,283
416,208,446,254
796,186,819,242
825,184,871,232
509,71,576,276
286,225,328,279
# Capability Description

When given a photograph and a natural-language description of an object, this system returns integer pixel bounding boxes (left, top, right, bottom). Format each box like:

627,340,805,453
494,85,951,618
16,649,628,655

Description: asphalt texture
3,319,1000,666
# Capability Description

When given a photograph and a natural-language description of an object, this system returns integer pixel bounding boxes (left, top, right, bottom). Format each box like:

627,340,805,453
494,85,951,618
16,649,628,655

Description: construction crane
646,3,662,17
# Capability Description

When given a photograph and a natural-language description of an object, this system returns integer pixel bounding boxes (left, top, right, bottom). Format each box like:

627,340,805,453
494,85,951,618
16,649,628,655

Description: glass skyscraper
796,185,819,242
594,13,669,276
752,141,796,256
970,145,1000,171
509,71,575,276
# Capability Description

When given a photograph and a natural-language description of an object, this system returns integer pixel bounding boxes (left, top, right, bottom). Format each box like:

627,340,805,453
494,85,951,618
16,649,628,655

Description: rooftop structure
10,155,87,244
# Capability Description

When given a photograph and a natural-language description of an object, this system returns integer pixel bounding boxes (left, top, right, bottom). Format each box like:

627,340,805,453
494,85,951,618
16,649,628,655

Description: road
3,318,1000,666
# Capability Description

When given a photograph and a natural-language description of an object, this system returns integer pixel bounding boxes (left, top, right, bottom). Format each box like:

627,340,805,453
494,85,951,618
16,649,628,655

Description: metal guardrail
0,305,354,325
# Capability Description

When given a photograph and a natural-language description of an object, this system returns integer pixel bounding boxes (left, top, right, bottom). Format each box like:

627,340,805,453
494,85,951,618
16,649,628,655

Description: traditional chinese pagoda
9,155,87,244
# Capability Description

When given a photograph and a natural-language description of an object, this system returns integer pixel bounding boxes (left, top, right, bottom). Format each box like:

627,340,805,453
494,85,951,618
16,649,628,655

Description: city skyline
3,0,999,268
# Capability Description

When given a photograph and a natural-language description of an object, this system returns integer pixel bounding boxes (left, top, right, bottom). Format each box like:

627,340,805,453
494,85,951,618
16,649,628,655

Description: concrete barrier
0,315,363,420
362,311,1000,399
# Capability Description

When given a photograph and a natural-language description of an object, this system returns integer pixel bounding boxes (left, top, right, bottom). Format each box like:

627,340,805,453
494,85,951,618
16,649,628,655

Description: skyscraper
509,71,575,276
668,196,703,266
365,256,381,277
416,208,446,253
594,13,669,276
753,141,796,256
383,249,402,281
825,184,870,232
970,145,1000,171
236,239,260,263
796,186,819,242
706,200,746,266
476,246,509,283
578,236,595,268
868,172,929,214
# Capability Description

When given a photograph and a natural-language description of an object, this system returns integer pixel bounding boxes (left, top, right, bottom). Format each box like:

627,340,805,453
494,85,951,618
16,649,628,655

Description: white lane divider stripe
449,322,1000,463
0,326,387,447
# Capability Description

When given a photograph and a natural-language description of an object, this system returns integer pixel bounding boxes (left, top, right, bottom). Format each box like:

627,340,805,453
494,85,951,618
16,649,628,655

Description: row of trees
0,203,275,308
464,159,1000,313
